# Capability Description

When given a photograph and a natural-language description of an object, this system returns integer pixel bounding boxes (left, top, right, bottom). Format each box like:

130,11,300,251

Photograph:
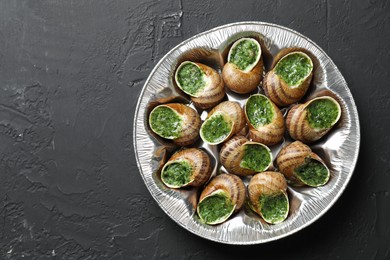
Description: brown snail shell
276,141,330,187
219,136,272,176
248,171,289,224
286,96,342,143
244,94,285,146
197,173,245,225
263,49,313,106
200,101,246,145
175,61,225,109
222,38,263,94
149,103,201,146
161,148,212,188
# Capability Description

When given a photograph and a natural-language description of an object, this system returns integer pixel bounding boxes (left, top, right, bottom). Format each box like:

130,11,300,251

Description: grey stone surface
0,0,389,259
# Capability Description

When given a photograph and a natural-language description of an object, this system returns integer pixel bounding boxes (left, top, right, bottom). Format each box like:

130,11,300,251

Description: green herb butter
201,114,232,144
149,106,182,139
306,99,339,129
259,192,288,223
177,63,206,96
274,53,312,86
162,160,192,187
246,95,274,128
294,157,329,186
198,193,234,223
240,144,271,172
229,39,259,71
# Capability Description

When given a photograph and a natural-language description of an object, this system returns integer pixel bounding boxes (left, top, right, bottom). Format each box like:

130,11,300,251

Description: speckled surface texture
0,0,389,259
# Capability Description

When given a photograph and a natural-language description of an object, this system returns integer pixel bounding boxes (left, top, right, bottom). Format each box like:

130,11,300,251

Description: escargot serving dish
133,22,360,244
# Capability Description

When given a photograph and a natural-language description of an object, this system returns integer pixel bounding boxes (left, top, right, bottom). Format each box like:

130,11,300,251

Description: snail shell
219,136,272,176
197,173,246,225
244,94,285,146
200,101,246,145
222,38,263,94
161,148,212,188
149,103,201,146
286,96,342,143
175,61,225,109
276,141,330,187
248,171,289,224
263,49,313,106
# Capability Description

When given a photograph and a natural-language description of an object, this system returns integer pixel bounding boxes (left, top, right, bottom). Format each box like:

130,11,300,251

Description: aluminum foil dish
133,22,360,244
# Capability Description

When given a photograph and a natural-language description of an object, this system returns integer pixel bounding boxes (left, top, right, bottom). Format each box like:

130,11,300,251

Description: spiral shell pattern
219,136,272,176
209,101,246,133
286,96,341,143
222,38,263,94
276,141,330,186
200,101,246,145
263,49,313,107
248,171,289,224
175,62,225,109
162,103,201,146
222,59,263,94
161,148,212,188
199,173,246,212
219,136,249,176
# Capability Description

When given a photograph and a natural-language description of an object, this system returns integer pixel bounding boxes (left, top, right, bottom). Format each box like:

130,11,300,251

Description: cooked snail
197,173,245,225
263,49,313,106
161,148,212,188
222,38,263,94
276,141,330,187
149,103,201,146
286,96,341,143
200,101,246,145
219,136,272,176
248,171,289,224
175,61,225,109
244,94,285,146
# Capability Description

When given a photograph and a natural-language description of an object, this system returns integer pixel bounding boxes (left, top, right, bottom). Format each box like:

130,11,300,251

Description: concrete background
0,0,389,259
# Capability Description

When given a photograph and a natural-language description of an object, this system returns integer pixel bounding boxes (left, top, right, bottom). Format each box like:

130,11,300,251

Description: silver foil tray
133,22,360,244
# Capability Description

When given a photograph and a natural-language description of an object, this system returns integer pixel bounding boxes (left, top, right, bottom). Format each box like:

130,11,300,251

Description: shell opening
200,112,234,145
274,51,313,88
240,143,272,172
149,105,183,139
174,61,207,97
227,38,262,73
245,94,275,129
258,191,289,224
305,96,341,130
293,157,330,187
197,190,236,225
161,160,193,188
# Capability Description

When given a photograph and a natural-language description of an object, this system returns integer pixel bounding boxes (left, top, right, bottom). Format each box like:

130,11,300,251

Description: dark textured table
0,0,389,259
